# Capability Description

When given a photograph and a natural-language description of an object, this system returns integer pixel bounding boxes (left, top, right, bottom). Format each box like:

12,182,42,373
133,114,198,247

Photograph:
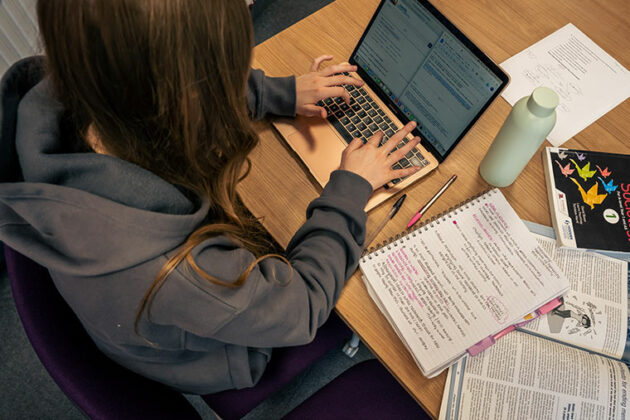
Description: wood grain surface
241,0,630,417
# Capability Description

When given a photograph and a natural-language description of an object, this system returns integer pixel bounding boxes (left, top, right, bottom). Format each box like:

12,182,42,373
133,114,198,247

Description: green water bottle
479,86,559,187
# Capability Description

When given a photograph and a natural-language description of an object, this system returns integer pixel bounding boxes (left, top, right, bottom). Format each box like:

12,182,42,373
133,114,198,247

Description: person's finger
310,55,334,72
343,137,364,155
383,121,417,154
387,136,421,164
320,64,358,77
300,104,327,118
323,75,364,88
342,88,352,105
391,165,422,180
366,131,384,147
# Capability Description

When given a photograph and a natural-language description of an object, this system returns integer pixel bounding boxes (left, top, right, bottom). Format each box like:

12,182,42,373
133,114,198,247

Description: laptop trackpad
285,119,347,187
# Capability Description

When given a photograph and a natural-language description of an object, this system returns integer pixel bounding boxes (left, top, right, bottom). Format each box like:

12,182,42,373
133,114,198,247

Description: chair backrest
4,245,201,420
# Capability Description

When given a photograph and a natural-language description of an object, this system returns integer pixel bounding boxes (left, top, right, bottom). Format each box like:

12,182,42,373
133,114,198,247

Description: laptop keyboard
318,73,430,185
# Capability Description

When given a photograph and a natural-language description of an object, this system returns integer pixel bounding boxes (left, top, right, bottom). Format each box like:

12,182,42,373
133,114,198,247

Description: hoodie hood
0,57,209,276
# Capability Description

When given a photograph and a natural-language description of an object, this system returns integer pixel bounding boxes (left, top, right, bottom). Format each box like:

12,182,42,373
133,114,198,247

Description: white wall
0,0,39,77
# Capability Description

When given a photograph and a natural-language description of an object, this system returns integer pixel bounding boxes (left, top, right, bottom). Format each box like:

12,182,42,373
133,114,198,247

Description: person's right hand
339,121,422,190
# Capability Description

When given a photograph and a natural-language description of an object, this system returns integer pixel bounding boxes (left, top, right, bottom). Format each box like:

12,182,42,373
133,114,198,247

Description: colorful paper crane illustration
570,159,597,182
596,165,611,178
555,160,574,177
576,152,587,161
598,177,618,194
557,150,568,160
570,178,607,209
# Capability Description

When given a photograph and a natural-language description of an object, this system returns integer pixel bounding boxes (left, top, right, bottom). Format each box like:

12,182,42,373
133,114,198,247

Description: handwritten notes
360,190,569,377
500,24,630,146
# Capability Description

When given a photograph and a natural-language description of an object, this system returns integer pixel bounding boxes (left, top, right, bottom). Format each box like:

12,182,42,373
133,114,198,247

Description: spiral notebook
360,188,570,378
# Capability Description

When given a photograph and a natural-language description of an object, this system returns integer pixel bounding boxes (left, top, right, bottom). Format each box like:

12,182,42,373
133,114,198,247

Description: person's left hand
295,55,364,118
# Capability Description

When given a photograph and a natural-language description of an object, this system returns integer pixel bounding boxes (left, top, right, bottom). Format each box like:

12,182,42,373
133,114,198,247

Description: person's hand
296,55,364,118
339,122,422,190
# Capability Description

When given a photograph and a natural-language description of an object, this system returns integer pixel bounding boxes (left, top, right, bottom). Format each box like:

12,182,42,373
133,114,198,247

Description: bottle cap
527,87,559,117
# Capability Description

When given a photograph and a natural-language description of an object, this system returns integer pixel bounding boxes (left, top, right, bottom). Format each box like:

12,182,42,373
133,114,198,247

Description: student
0,0,420,394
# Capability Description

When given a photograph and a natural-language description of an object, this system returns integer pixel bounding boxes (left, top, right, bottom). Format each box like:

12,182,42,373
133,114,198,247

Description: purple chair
283,359,432,419
203,312,352,419
5,245,202,420
5,245,353,419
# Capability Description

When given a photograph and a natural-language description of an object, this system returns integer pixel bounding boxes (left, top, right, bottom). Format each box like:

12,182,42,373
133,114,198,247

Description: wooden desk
242,0,630,417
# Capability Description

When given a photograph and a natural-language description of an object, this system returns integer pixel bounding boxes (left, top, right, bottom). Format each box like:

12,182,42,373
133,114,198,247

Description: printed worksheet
500,23,630,146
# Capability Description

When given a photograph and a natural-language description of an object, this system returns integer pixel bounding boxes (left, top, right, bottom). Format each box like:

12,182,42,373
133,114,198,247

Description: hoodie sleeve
246,68,296,119
0,56,45,183
152,170,372,347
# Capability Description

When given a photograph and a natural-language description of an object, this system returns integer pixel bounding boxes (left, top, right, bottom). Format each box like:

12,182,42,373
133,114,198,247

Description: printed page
500,23,630,147
439,332,629,420
520,234,628,359
359,189,569,376
523,220,630,263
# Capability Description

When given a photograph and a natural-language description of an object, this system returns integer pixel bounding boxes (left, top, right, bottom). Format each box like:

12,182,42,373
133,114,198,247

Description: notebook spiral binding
361,188,495,261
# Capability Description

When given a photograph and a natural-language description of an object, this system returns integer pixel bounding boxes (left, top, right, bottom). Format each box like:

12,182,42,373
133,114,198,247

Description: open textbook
439,225,630,420
359,189,569,378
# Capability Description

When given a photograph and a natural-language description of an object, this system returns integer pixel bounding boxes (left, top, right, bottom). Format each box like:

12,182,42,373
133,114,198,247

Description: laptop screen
349,0,508,161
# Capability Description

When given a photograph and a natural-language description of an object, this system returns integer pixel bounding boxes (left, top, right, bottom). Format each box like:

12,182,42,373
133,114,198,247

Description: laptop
273,0,509,211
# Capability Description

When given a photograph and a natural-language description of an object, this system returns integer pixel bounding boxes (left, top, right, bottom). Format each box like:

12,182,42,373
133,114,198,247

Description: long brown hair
37,0,289,336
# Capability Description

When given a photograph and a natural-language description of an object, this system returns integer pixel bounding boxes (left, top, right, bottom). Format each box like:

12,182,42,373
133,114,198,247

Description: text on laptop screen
352,0,503,156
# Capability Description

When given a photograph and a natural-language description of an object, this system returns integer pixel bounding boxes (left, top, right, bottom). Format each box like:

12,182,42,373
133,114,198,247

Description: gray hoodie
0,57,372,394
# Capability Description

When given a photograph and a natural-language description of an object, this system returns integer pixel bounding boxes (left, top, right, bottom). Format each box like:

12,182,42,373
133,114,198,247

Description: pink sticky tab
493,325,515,341
536,297,563,316
467,336,495,356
